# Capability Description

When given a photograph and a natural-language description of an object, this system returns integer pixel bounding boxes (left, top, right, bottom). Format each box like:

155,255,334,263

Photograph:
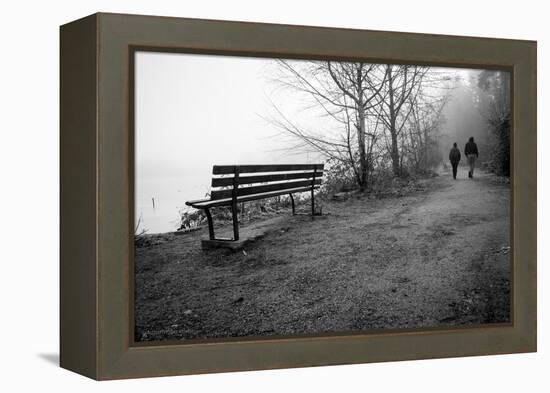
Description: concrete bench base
201,235,264,251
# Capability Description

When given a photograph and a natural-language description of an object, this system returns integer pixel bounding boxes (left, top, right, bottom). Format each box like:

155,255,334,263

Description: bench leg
231,204,240,241
204,208,215,240
289,193,295,215
311,187,315,216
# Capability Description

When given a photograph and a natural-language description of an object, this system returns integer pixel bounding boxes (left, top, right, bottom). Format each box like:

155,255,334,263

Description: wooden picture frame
60,12,537,380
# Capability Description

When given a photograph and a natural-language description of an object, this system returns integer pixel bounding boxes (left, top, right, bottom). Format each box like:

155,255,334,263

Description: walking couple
448,137,479,180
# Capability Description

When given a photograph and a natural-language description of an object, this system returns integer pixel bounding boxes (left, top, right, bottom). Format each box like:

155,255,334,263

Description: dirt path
134,167,510,341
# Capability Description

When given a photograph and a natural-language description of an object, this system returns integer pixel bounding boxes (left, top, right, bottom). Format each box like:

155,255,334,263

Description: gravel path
134,167,510,342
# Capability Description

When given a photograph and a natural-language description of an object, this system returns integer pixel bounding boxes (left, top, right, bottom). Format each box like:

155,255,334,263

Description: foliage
320,158,361,197
475,70,511,176
177,209,206,230
488,115,511,176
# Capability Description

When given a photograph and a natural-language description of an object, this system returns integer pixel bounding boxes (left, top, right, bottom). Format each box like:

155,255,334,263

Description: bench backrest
210,164,324,200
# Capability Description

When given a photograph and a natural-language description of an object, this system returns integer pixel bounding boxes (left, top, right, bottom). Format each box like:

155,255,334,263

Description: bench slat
185,197,211,206
211,179,322,200
213,164,324,175
188,185,320,209
212,171,323,187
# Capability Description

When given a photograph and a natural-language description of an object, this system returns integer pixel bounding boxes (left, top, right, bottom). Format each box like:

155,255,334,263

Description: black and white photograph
133,52,511,342
3,0,545,387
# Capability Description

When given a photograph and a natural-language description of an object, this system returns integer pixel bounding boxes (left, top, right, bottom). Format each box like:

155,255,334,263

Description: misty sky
135,51,506,233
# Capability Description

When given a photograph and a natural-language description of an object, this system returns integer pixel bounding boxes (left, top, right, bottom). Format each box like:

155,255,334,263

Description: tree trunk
423,127,429,170
389,108,400,174
386,66,400,177
390,128,400,176
356,66,368,190
357,108,368,190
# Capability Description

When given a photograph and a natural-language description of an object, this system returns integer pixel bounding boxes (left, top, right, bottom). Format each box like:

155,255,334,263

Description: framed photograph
60,13,536,380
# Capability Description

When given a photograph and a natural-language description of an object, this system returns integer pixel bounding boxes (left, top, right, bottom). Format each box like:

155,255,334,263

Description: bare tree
403,90,447,172
375,65,428,176
267,61,455,186
266,60,387,190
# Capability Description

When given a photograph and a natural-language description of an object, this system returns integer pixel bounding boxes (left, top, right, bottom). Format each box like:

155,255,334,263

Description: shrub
320,159,359,198
488,116,510,177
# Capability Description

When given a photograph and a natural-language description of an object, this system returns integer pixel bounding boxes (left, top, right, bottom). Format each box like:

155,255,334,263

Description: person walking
448,143,461,180
464,136,479,178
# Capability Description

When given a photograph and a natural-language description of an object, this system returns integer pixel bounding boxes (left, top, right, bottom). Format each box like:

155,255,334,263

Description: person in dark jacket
464,136,479,178
448,143,461,180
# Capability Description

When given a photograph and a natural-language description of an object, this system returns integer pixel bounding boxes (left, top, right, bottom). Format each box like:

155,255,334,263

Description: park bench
186,164,324,243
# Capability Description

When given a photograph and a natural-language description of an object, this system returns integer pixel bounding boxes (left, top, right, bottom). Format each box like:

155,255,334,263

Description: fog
135,52,508,233
438,71,505,163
